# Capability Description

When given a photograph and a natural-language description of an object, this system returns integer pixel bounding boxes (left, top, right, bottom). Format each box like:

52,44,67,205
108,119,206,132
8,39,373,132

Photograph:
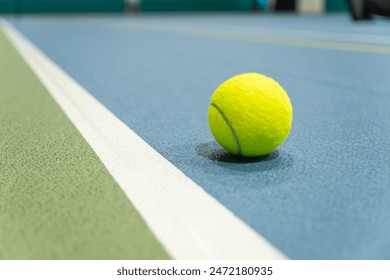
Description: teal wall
0,0,256,13
140,0,255,12
0,0,15,13
0,0,350,14
0,0,124,13
326,0,348,11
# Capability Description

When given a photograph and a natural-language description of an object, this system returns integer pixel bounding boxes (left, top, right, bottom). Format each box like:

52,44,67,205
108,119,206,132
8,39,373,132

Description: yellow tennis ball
208,73,293,157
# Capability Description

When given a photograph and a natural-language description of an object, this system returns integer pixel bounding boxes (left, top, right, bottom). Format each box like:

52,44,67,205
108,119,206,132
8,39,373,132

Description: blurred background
0,0,349,15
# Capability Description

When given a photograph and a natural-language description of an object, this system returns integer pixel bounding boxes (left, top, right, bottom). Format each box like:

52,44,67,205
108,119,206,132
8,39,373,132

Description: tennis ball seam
210,102,242,155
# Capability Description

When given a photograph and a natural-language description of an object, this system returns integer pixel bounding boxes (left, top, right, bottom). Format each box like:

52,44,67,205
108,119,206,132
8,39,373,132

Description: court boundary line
1,19,287,260
28,16,390,52
121,23,390,54
140,19,390,46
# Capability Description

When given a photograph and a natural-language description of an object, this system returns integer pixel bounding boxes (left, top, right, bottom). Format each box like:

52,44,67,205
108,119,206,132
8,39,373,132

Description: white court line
122,20,390,46
1,20,287,260
119,23,390,54
53,16,390,46
54,18,390,54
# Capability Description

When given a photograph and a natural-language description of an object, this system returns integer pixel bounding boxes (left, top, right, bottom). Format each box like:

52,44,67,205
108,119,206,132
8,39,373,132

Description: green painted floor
0,29,170,260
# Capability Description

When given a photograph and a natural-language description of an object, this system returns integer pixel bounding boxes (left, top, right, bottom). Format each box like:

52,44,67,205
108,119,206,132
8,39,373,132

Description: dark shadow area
195,141,294,173
197,141,280,163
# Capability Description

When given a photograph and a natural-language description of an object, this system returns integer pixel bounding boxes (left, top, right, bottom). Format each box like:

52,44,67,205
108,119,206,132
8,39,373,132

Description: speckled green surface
0,29,170,260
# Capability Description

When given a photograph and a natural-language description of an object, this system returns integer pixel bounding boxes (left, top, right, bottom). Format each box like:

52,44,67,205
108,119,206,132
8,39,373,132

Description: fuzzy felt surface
209,73,292,157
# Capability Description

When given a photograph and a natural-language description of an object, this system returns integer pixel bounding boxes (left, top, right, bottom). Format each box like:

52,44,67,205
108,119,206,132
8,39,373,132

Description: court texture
1,5,390,260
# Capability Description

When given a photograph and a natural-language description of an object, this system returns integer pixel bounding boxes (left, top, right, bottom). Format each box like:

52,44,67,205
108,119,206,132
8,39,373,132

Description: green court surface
0,29,169,259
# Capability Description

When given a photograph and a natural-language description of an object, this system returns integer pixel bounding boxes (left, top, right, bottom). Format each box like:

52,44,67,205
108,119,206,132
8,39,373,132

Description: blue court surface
4,13,390,259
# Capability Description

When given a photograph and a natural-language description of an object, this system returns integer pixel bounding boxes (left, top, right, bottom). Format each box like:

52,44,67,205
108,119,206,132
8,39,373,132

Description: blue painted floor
8,14,390,259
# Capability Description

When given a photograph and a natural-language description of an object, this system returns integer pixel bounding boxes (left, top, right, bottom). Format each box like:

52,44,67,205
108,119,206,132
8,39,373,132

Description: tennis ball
208,73,293,157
